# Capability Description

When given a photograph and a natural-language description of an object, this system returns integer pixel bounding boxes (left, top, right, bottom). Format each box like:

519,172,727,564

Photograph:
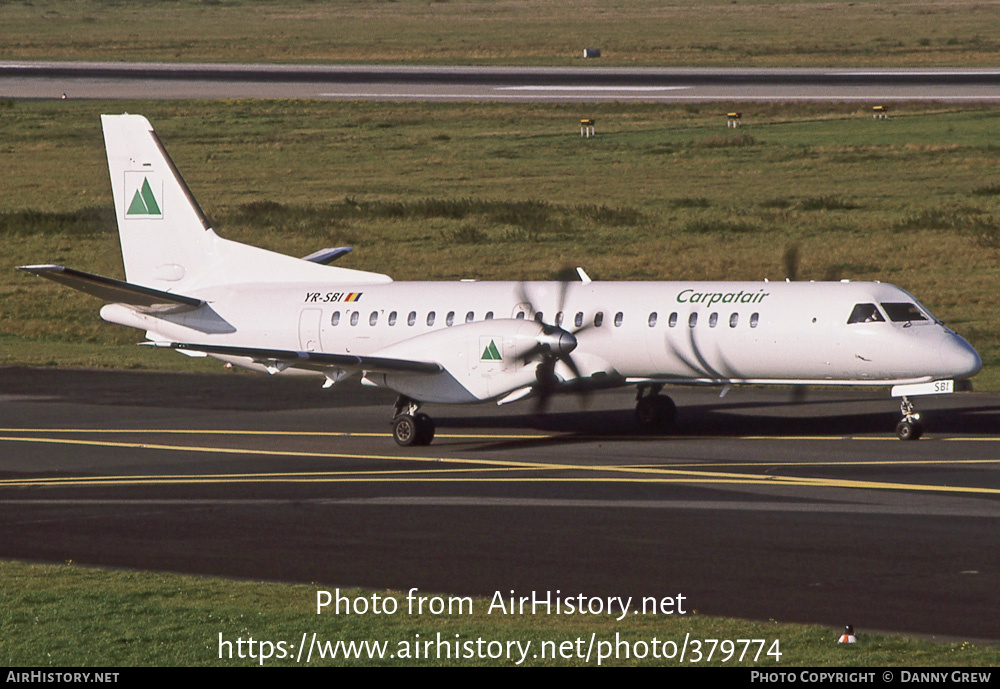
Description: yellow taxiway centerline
1,433,998,495
0,428,551,440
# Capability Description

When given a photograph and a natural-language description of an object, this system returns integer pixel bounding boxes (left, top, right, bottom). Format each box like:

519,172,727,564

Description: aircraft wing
154,342,443,375
18,265,203,313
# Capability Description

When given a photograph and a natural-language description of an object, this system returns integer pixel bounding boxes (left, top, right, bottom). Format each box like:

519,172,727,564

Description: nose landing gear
895,396,923,441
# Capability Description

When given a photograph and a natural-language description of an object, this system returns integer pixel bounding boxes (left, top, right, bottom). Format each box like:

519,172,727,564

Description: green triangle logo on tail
481,339,502,361
126,177,161,216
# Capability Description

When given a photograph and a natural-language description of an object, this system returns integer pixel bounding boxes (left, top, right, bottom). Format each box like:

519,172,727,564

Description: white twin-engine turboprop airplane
20,114,981,445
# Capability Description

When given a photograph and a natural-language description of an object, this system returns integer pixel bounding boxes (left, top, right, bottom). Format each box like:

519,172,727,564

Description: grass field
3,0,1000,67
2,99,998,387
2,561,997,666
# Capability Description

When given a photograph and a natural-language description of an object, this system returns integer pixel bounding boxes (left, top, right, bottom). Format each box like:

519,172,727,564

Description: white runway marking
493,86,692,91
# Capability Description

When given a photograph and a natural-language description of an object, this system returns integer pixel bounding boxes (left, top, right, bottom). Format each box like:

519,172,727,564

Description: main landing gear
896,396,924,441
634,384,677,432
391,395,436,447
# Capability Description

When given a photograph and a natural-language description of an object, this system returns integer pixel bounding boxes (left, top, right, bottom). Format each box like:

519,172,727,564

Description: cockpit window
847,303,885,324
881,302,928,323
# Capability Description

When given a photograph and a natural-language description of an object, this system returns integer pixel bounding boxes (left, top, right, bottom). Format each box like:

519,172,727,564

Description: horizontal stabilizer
18,265,202,313
301,246,354,265
152,342,443,375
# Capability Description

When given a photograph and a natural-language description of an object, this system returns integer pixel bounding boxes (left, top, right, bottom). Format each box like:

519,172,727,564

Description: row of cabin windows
330,310,494,327
653,311,759,329
330,310,760,329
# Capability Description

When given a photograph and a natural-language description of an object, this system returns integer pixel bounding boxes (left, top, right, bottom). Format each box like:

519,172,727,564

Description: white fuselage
102,278,982,405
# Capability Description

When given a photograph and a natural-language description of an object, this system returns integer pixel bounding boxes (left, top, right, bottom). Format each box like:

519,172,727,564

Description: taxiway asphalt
1,367,997,640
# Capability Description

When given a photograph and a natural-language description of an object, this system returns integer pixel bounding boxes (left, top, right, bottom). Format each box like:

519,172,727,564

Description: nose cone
940,332,981,379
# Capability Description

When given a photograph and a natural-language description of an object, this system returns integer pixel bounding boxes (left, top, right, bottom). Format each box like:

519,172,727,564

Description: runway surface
4,62,1000,101
1,366,998,640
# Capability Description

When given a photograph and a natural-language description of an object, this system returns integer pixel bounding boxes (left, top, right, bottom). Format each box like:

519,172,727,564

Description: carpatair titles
676,288,770,306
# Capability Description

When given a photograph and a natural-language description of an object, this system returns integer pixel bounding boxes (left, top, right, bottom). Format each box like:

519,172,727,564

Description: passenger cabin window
847,303,885,324
516,312,525,320
534,312,544,323
427,311,436,326
485,311,494,320
575,312,584,328
648,312,657,327
881,303,928,323
594,312,604,327
668,312,678,328
729,313,738,328
446,311,455,326
350,312,359,326
331,311,340,326
369,311,378,326
407,311,416,326
614,312,623,327
466,311,475,323
709,312,718,328
388,311,397,326
556,312,564,326
688,313,698,328
750,312,759,328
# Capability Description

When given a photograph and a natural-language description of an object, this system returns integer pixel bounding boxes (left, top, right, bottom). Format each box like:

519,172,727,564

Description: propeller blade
516,341,546,364
789,385,809,403
784,242,801,282
562,353,582,381
533,389,552,416
532,358,557,415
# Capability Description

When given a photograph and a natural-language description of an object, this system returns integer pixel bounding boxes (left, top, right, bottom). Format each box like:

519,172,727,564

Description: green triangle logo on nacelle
481,339,502,361
126,177,162,216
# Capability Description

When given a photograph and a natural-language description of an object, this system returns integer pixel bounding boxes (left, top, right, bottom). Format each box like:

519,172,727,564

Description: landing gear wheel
652,395,677,429
635,394,677,432
393,415,419,446
414,412,435,446
896,419,923,441
393,413,435,446
635,397,658,426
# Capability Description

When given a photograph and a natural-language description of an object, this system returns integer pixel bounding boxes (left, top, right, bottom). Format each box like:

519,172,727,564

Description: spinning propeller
515,272,594,413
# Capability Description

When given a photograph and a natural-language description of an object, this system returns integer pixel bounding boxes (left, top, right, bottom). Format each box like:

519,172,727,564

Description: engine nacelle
368,318,555,403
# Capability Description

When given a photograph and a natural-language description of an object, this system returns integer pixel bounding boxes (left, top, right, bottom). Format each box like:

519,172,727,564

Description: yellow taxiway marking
0,434,752,479
0,428,550,440
646,458,1000,469
1,433,998,496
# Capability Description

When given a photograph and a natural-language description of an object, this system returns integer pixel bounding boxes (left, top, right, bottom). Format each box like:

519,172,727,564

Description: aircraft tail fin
101,114,390,291
102,114,220,289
